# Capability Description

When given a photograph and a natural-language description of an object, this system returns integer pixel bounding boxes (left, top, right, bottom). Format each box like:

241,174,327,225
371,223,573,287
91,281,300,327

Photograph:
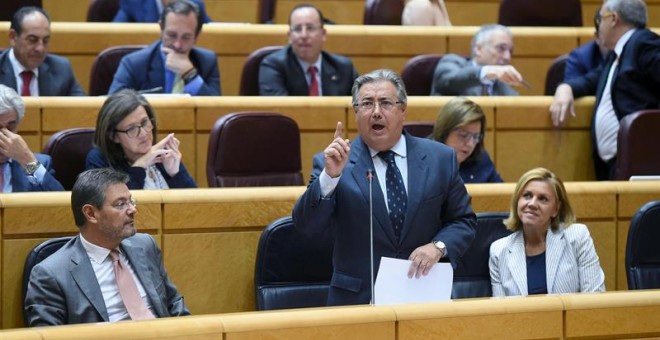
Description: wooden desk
1,183,659,329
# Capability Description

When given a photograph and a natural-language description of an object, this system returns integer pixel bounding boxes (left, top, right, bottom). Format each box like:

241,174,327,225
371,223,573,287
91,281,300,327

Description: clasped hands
132,133,181,177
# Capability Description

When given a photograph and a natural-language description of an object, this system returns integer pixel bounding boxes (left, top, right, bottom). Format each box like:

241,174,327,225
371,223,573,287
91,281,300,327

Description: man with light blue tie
109,0,220,96
293,69,476,306
0,84,63,192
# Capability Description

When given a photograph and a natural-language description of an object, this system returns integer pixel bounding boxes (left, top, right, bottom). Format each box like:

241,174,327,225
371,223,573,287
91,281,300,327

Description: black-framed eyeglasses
111,198,137,211
290,24,322,34
114,118,154,138
453,129,483,143
353,99,404,113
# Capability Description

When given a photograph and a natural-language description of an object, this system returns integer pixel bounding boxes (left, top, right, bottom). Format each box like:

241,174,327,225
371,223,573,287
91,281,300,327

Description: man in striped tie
25,168,190,326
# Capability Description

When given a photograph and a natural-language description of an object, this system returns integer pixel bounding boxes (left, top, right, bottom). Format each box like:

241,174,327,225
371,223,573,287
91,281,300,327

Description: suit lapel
350,138,397,245
399,135,428,242
594,52,617,107
506,233,528,295
10,161,30,192
70,237,109,321
148,44,166,90
121,239,162,317
0,51,18,90
320,56,338,96
545,228,565,293
37,61,51,96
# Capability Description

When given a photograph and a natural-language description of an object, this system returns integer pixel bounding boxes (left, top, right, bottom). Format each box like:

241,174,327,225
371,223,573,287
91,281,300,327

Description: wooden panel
562,290,660,339
395,297,564,340
273,0,365,25
617,220,630,290
207,0,259,23
164,232,260,314
587,221,617,291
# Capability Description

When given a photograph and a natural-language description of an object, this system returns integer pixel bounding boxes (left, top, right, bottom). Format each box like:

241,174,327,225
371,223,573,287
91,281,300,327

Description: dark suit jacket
109,41,221,96
113,0,211,23
25,233,190,326
431,54,518,96
86,147,197,189
565,29,660,166
259,45,358,96
9,153,64,192
293,134,476,306
0,50,86,96
460,150,503,184
564,40,605,82
566,29,660,122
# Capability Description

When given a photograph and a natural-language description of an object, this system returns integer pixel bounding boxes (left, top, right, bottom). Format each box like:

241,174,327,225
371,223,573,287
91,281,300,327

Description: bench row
20,96,597,186
1,181,658,328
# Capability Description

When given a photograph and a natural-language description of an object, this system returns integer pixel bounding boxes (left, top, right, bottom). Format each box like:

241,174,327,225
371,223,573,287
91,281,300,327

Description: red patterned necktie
308,66,319,96
20,71,33,96
110,250,155,320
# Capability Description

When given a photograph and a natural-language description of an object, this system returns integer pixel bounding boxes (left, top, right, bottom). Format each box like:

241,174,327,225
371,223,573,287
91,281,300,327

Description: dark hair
160,0,203,36
11,6,50,36
93,89,158,168
431,97,486,164
288,3,326,27
71,168,129,227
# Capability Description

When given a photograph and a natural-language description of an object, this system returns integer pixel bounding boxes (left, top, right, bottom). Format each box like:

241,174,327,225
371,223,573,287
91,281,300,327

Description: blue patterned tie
378,151,407,240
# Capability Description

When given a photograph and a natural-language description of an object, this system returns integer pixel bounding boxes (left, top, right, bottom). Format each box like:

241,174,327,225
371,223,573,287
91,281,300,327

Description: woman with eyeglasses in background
86,89,197,189
431,96,503,183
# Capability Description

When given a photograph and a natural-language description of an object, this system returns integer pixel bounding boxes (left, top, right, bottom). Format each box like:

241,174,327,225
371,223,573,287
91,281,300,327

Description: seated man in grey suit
0,7,86,96
431,24,524,96
0,85,64,192
259,4,358,96
25,168,190,326
109,0,220,96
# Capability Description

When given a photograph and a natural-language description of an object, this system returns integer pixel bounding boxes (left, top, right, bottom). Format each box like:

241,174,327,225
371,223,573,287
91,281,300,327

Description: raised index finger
334,121,344,140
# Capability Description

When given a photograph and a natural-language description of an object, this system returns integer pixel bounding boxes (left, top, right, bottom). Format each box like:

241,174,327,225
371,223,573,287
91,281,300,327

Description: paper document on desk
374,257,453,305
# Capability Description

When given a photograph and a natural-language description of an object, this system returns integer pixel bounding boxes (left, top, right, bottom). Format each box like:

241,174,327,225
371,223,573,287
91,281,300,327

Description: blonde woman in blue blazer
489,168,605,296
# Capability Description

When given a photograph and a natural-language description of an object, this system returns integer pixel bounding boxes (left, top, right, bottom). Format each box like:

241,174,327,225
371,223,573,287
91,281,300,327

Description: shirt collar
295,54,322,74
80,233,114,264
369,134,407,159
8,49,39,78
614,29,636,57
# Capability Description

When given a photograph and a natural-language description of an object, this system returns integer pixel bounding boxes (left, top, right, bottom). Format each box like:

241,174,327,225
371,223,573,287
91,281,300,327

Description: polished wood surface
3,290,660,338
1,183,659,329
22,96,597,188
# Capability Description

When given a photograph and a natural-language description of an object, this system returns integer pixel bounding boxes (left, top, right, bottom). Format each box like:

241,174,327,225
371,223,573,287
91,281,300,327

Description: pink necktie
110,250,155,320
20,71,33,96
308,66,319,96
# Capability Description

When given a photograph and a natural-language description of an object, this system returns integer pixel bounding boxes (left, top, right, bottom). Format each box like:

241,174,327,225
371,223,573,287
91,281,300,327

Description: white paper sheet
374,257,453,305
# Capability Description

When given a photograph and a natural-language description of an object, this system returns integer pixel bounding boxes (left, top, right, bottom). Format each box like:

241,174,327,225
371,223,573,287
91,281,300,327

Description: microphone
366,169,375,305
137,86,164,94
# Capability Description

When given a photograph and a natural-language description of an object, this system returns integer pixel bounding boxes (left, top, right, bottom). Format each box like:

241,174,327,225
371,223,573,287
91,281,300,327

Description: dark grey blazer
25,233,190,326
430,54,518,96
0,49,86,96
259,45,358,96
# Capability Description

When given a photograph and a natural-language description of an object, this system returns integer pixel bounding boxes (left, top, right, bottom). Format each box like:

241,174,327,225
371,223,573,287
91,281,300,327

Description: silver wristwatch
432,240,446,258
25,160,41,176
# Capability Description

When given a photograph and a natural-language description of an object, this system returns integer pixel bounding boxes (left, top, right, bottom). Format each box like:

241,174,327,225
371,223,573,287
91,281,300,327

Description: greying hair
351,69,407,107
604,0,647,28
71,168,130,227
471,24,512,57
0,84,25,122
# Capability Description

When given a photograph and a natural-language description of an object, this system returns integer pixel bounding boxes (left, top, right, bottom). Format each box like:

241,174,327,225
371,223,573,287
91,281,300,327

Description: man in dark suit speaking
25,168,190,326
293,69,476,306
259,4,358,96
0,7,86,96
